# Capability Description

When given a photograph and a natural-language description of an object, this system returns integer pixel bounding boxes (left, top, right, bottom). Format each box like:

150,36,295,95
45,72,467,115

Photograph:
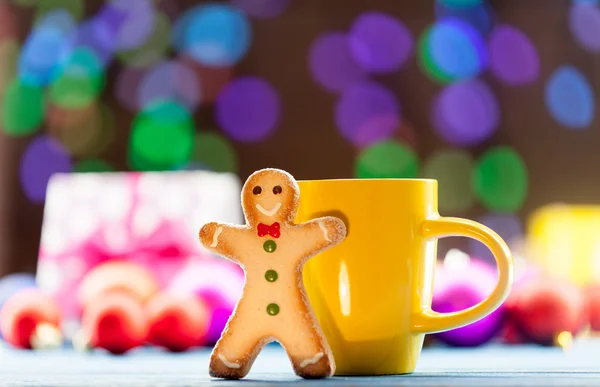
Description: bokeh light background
0,0,599,272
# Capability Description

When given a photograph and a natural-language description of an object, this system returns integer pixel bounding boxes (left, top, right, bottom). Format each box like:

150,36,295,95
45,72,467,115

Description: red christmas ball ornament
146,291,210,352
584,284,600,331
0,288,62,349
82,291,149,355
511,278,587,346
78,261,159,310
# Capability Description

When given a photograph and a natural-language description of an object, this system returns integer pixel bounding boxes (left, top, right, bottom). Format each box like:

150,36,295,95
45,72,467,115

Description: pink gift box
36,170,244,333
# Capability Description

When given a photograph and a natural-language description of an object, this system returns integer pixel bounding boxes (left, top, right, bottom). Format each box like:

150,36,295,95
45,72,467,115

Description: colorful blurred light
10,0,38,6
34,0,85,23
48,103,114,157
129,99,194,171
175,3,252,68
437,0,484,7
418,18,487,83
1,78,45,136
335,80,401,148
473,146,528,212
0,40,19,98
355,140,418,179
569,4,600,53
469,213,523,263
20,135,72,203
18,20,71,86
488,25,540,86
434,1,494,36
112,0,156,52
545,65,595,129
432,79,499,146
118,12,171,68
74,159,113,173
35,8,77,35
191,132,238,173
215,76,281,142
138,59,201,112
49,47,105,109
308,32,365,93
68,19,117,67
423,149,474,213
347,11,413,73
231,0,291,19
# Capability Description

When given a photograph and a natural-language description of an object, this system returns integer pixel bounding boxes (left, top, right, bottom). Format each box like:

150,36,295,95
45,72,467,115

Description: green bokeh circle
74,159,113,173
417,26,454,85
118,12,171,68
355,140,419,179
473,146,528,212
191,132,238,173
2,78,44,136
10,0,38,6
49,47,105,108
423,149,474,213
34,0,85,22
129,99,194,171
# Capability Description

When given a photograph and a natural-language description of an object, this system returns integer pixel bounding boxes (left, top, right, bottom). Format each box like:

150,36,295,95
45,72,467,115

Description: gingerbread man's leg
278,308,335,379
209,315,269,379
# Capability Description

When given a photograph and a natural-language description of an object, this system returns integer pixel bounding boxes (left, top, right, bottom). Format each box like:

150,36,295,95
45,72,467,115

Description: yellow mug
297,178,514,376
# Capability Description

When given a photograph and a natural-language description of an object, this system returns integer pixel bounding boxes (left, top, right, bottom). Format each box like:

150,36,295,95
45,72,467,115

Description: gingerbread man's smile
256,202,282,217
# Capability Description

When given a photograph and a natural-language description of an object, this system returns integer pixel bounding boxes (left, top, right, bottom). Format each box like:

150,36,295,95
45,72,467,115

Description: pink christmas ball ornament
168,258,244,345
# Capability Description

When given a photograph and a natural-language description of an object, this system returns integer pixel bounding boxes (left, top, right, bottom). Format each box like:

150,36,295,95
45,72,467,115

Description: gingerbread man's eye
253,186,262,195
273,185,282,195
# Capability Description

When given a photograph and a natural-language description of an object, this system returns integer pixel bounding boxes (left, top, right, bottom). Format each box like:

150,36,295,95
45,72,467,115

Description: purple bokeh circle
569,4,600,53
231,0,291,19
432,79,499,146
469,213,523,264
335,81,401,147
215,76,281,142
110,0,155,51
308,32,365,93
138,60,201,112
68,19,117,67
347,12,413,73
488,25,540,85
20,135,72,203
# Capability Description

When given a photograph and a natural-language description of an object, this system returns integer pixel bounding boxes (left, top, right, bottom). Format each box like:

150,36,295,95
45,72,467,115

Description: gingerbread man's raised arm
296,216,347,263
199,222,248,265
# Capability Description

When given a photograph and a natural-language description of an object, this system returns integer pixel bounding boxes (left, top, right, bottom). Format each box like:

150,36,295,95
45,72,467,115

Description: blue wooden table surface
2,339,600,386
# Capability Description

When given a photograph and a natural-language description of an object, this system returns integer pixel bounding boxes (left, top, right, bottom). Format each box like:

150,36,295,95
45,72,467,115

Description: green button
265,270,278,282
266,303,280,316
263,240,276,253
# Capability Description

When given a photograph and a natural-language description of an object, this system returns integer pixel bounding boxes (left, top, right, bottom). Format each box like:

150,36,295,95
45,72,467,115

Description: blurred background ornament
507,276,587,347
146,291,210,352
81,290,148,355
0,288,63,350
432,249,505,347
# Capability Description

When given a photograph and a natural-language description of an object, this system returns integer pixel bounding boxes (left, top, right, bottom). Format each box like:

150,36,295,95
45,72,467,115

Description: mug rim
297,178,437,183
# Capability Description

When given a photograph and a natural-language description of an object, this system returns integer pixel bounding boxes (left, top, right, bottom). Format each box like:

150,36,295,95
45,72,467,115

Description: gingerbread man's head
241,168,300,227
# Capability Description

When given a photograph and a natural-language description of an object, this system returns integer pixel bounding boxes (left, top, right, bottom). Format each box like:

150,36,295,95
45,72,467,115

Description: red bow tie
257,222,281,238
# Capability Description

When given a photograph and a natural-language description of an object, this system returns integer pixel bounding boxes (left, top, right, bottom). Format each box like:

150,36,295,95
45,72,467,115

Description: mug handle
412,216,515,334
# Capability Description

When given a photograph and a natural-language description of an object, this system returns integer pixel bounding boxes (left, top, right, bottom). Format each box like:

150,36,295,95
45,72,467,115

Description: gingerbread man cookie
199,168,347,379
